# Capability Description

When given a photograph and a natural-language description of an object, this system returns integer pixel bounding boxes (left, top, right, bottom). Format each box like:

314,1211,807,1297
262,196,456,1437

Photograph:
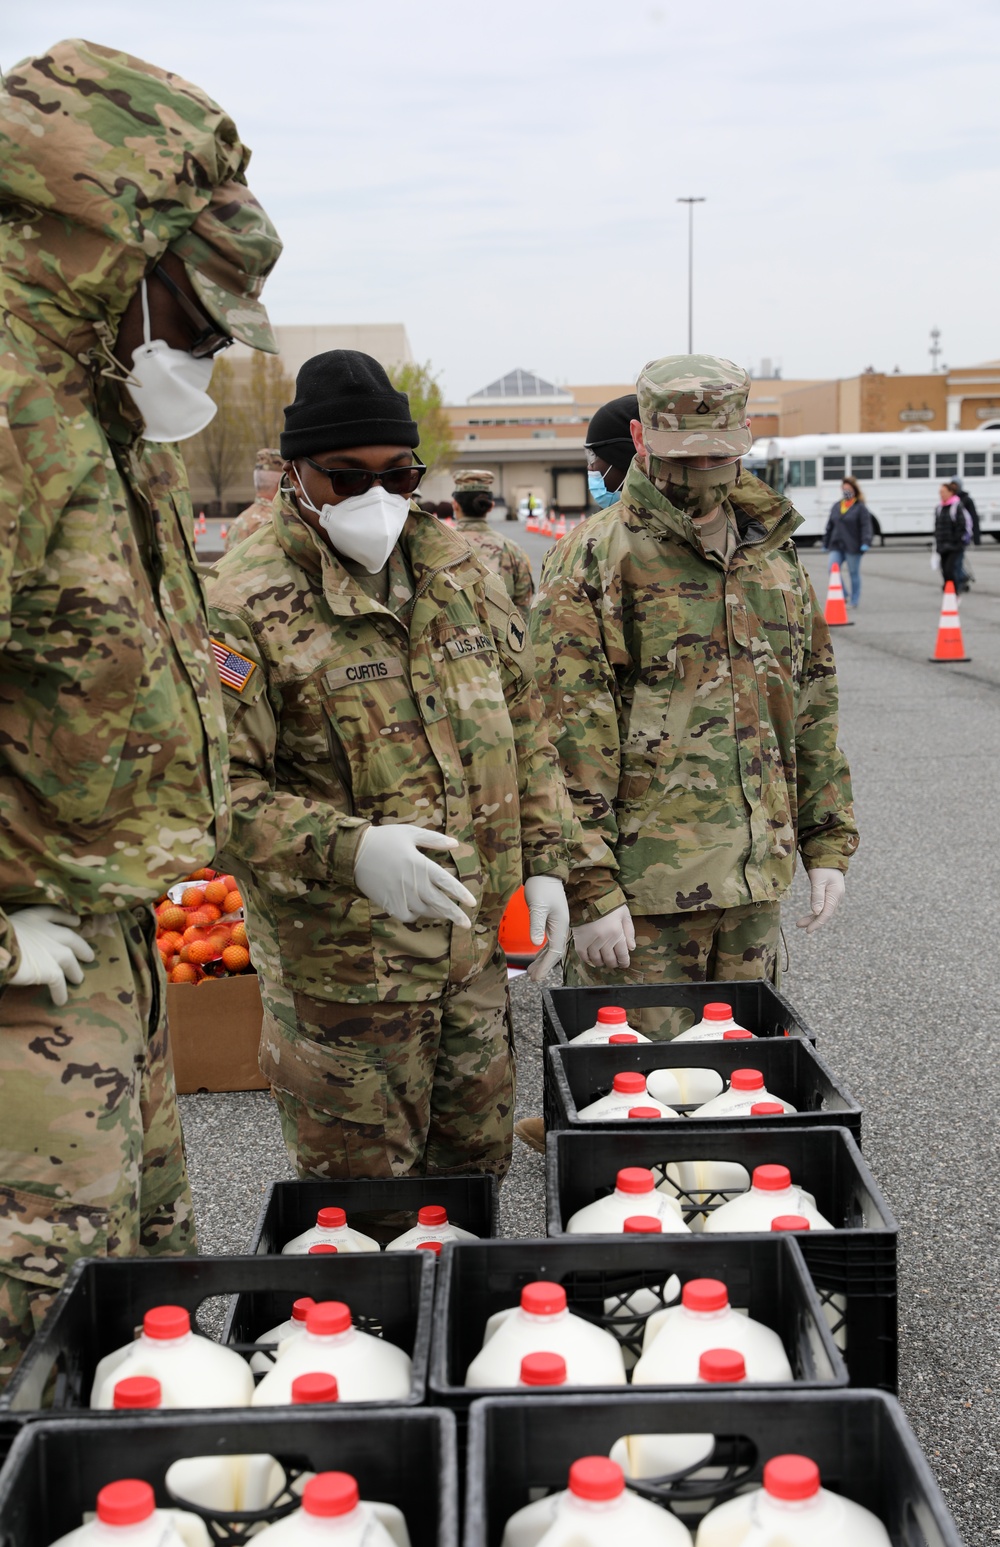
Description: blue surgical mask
588,469,619,508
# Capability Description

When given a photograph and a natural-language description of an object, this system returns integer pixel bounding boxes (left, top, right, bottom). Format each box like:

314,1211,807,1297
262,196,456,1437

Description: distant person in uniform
935,484,970,592
224,448,284,551
451,469,534,613
585,393,639,512
823,475,873,609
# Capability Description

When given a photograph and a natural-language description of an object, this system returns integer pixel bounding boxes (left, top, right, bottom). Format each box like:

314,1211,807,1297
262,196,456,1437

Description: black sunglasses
301,457,427,499
151,265,233,359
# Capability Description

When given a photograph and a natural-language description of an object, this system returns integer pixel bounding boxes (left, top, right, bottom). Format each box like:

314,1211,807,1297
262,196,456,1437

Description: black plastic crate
429,1235,847,1420
544,1036,862,1140
0,1253,433,1415
465,1391,961,1546
0,1408,457,1547
250,1174,499,1253
547,1125,898,1392
543,980,815,1047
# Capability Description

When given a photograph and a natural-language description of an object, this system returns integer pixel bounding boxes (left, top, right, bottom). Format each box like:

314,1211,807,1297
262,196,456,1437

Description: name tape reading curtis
324,659,405,690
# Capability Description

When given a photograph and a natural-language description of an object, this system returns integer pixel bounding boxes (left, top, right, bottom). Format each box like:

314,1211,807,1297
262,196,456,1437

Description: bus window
907,453,930,478
786,460,803,486
993,452,1000,476
880,455,901,478
766,458,784,492
963,452,986,478
803,459,816,486
822,456,845,482
851,456,873,480
935,453,958,479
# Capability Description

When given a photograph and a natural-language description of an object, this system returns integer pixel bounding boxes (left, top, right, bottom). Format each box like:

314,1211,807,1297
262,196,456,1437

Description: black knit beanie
585,393,639,470
281,350,419,458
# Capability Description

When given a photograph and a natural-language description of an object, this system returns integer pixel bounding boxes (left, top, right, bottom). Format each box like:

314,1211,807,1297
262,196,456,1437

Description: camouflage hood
0,39,281,359
621,457,802,556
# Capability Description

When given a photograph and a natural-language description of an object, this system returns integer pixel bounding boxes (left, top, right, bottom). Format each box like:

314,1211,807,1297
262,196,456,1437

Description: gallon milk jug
252,1300,411,1404
691,1069,795,1119
577,1072,679,1120
695,1452,892,1546
91,1306,254,1409
47,1481,211,1547
465,1281,627,1387
252,1473,410,1547
674,1002,753,1041
566,1168,691,1235
771,1217,847,1349
603,1217,681,1369
567,1006,651,1045
518,1351,567,1387
501,1456,692,1547
385,1205,478,1250
282,1207,379,1254
703,1166,833,1234
633,1277,793,1381
250,1297,314,1374
646,1066,725,1108
612,1348,748,1482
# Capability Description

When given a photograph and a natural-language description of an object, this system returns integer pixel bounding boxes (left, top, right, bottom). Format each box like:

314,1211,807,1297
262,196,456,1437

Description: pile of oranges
156,867,253,986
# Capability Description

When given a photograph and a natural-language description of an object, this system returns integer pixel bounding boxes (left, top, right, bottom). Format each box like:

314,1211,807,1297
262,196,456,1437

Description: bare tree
188,356,251,501
389,361,455,475
244,352,294,452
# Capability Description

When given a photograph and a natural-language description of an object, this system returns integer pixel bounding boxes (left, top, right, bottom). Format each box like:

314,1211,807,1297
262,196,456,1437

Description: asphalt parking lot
180,521,1000,1543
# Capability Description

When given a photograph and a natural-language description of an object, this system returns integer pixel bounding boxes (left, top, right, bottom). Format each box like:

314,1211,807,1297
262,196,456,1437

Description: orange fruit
204,879,229,906
222,944,251,973
218,874,237,892
186,939,216,965
231,922,248,947
157,904,187,933
181,885,205,909
182,924,206,945
223,890,243,915
186,906,220,927
169,962,201,985
208,930,230,956
190,868,216,882
158,930,184,955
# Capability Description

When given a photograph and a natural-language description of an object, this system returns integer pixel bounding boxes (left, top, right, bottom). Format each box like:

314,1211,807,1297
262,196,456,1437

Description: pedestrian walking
935,484,969,592
0,39,281,1385
450,469,534,612
823,475,873,608
945,479,977,590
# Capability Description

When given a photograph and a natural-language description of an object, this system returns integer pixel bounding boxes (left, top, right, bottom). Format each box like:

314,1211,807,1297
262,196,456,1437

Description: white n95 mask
295,473,411,573
127,280,217,442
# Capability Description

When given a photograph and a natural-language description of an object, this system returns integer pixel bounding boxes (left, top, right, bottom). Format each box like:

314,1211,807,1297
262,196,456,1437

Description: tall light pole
677,196,706,352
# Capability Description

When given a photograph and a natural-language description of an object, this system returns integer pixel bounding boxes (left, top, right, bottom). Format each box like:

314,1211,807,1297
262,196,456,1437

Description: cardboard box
167,973,270,1093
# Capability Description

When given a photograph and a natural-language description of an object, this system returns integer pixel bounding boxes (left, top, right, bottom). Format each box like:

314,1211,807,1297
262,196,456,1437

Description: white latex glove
572,903,637,970
796,868,846,935
353,824,476,929
523,875,570,983
8,907,95,1006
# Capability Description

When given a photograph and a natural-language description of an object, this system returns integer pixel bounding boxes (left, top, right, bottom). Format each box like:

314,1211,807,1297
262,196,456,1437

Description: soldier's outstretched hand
572,903,636,969
9,907,95,1006
796,868,846,935
353,823,476,929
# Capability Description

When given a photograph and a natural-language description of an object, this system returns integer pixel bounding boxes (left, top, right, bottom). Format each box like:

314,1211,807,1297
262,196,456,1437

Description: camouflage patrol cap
636,355,752,458
255,447,285,471
452,468,495,494
171,180,281,354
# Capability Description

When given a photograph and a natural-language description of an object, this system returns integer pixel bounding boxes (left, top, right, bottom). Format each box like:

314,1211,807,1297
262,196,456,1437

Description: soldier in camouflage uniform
224,448,284,551
530,355,858,1041
450,470,534,612
0,40,281,1383
208,350,613,1181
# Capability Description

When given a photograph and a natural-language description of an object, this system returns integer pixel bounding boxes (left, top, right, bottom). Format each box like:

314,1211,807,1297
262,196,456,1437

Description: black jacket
824,500,874,554
935,502,968,554
959,490,981,545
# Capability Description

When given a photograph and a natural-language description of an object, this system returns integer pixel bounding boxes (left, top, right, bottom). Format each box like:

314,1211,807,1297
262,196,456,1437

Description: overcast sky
5,1,1000,400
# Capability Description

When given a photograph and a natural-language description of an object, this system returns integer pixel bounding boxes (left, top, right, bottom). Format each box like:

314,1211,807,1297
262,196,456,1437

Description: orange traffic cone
824,562,853,627
219,523,228,541
555,514,567,539
498,885,544,969
929,581,971,663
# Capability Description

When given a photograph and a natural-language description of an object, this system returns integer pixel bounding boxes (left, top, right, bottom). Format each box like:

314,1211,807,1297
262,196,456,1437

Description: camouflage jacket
530,461,859,921
453,519,535,613
225,496,275,552
207,498,594,1004
0,42,280,980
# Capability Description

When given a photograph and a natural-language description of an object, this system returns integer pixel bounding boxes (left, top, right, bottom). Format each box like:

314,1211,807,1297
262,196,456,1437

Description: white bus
745,431,1000,545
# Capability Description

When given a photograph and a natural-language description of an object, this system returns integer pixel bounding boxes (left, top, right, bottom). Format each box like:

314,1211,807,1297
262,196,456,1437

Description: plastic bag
930,551,941,571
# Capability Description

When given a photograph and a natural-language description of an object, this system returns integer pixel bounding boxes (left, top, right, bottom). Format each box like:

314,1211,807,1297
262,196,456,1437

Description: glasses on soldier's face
151,265,234,358
300,457,427,498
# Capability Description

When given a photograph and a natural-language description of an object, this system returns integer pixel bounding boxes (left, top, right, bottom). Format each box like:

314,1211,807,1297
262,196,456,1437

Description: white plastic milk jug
385,1205,478,1250
464,1281,627,1387
695,1452,891,1545
252,1473,410,1547
691,1069,795,1119
611,1348,749,1481
567,1005,651,1045
646,1066,726,1108
771,1216,847,1349
703,1166,833,1234
91,1306,254,1409
577,1072,679,1120
602,1217,681,1368
501,1456,692,1547
252,1300,412,1404
566,1168,691,1235
282,1207,379,1254
633,1277,793,1382
518,1351,567,1387
674,1002,753,1041
47,1482,211,1547
250,1297,314,1374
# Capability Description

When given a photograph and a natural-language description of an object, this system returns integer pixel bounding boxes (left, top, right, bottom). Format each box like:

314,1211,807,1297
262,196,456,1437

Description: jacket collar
619,460,802,561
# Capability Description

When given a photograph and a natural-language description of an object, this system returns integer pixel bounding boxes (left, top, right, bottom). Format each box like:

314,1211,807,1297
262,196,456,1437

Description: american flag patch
211,639,258,694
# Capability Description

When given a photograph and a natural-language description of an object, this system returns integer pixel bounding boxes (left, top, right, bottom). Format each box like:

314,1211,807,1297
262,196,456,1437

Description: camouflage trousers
0,909,196,1390
261,949,516,1182
565,901,782,1040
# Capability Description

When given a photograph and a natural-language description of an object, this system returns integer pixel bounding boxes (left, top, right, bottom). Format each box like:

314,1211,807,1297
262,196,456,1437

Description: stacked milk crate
0,982,966,1545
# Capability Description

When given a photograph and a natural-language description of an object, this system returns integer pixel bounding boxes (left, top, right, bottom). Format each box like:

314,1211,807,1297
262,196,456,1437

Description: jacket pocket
260,1014,388,1127
0,1185,110,1290
617,658,678,808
